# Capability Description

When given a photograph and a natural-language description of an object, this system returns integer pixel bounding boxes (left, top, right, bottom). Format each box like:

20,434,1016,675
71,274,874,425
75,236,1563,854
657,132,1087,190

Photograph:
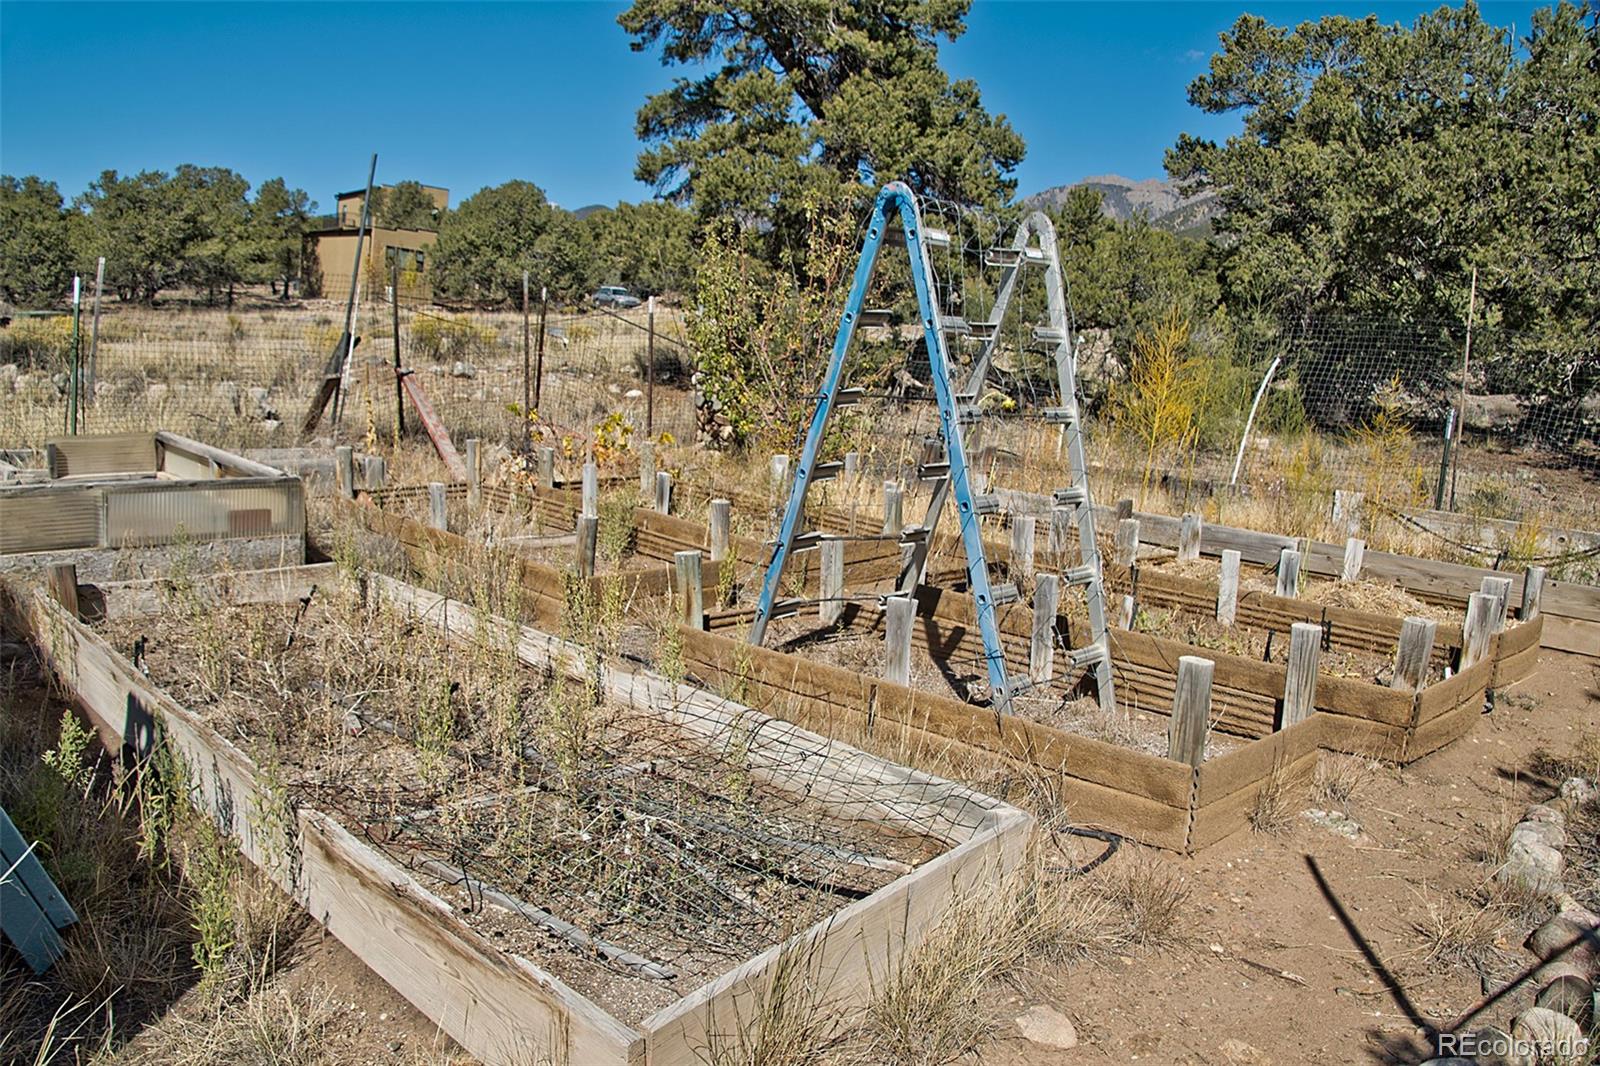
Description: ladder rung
941,315,971,336
790,531,838,552
1067,642,1109,669
983,247,1022,267
917,461,950,481
971,494,1000,516
1063,564,1098,587
899,526,931,545
988,583,1020,606
857,309,893,328
810,461,844,482
834,387,866,407
1043,406,1079,425
1032,327,1066,345
923,227,951,249
1053,486,1088,508
957,405,985,425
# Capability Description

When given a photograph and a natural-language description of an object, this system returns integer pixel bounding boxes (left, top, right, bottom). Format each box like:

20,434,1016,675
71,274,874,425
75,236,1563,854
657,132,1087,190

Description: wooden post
1168,655,1213,767
1461,592,1495,668
1216,549,1241,624
819,540,844,625
1281,622,1322,728
1342,537,1365,582
1118,594,1135,629
1332,489,1363,536
427,482,448,531
335,445,355,500
1011,515,1036,583
537,447,555,491
1480,575,1513,633
1178,512,1202,561
1520,566,1546,620
674,550,704,629
1115,498,1134,522
1049,505,1072,562
883,594,914,686
654,470,672,514
645,296,656,436
843,451,859,480
576,515,598,579
363,455,386,492
1115,518,1140,567
709,499,731,562
638,440,655,496
47,564,79,619
1031,574,1059,683
882,481,902,535
581,461,598,519
1275,547,1302,598
465,438,481,511
1391,617,1438,692
86,256,104,407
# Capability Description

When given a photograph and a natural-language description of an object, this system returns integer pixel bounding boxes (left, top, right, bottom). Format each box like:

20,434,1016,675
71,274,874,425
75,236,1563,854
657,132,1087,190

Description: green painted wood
0,804,77,972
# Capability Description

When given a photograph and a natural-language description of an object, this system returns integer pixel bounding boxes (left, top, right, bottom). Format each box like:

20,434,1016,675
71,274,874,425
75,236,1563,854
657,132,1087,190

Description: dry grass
118,983,339,1066
703,939,842,1066
1250,761,1297,835
1311,754,1380,815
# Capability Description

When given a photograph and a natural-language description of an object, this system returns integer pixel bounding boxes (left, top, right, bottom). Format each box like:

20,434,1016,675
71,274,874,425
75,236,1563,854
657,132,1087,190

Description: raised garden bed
8,569,1028,1065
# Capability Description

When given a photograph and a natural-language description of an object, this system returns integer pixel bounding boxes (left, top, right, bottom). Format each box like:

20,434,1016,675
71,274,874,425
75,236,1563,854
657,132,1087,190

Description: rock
1557,899,1600,930
245,386,277,420
1561,777,1598,804
1500,838,1565,897
625,388,643,399
1525,804,1565,828
1510,1007,1587,1063
1527,915,1597,970
1303,808,1365,840
261,419,282,436
1535,974,1595,1029
1466,1025,1531,1065
1513,820,1568,851
1534,959,1591,987
1218,1039,1271,1064
450,361,475,379
1014,1005,1077,1050
145,382,169,403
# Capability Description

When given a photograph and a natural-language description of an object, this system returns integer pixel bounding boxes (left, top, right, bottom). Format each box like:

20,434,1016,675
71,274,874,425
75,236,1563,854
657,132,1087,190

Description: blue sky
0,1,1549,213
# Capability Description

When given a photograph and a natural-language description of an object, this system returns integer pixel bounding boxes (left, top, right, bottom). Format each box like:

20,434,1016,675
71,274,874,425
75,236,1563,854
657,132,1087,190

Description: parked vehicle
592,285,642,309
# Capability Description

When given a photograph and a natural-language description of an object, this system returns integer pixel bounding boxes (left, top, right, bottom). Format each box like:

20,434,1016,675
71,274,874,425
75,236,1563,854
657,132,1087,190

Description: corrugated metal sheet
106,481,302,547
0,490,102,553
46,433,158,478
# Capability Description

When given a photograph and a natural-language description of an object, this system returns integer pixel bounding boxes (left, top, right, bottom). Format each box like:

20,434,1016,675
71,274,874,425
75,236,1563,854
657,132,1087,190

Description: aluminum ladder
746,182,1017,708
895,211,1116,713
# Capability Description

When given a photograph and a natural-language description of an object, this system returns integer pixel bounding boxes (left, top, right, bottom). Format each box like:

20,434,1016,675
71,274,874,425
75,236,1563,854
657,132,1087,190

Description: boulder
1527,915,1597,971
1466,1025,1531,1065
1512,820,1567,852
450,361,476,379
1560,778,1597,805
1510,1006,1587,1063
1535,974,1594,1030
1525,804,1565,828
1499,838,1565,897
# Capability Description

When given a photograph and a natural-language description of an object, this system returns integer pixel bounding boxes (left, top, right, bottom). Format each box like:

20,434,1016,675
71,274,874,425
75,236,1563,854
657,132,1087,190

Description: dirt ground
977,648,1599,1066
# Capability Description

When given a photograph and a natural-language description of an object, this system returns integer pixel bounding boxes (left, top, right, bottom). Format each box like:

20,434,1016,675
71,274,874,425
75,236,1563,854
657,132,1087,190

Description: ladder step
1067,642,1109,669
834,387,866,407
923,227,951,249
898,526,931,545
957,405,985,425
1063,564,1098,587
1042,406,1079,425
1032,326,1066,345
989,583,1020,606
941,317,999,339
917,461,950,481
1052,486,1088,508
982,246,1049,268
971,494,1000,516
790,531,833,552
809,461,844,482
857,309,893,328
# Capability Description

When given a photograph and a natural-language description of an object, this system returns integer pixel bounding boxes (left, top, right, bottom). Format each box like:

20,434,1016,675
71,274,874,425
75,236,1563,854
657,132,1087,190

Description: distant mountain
1020,175,1221,237
571,203,609,220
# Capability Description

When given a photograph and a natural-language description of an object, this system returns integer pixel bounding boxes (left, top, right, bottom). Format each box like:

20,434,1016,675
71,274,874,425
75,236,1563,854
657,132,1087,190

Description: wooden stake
335,445,355,500
576,515,598,579
1118,594,1135,629
1169,655,1213,767
1049,505,1072,562
1217,549,1241,624
1115,497,1134,522
1342,537,1365,582
1178,512,1202,561
819,540,844,625
581,461,598,519
1031,574,1058,683
1461,591,1495,668
638,440,655,496
709,499,731,562
882,482,902,535
654,471,673,514
1115,518,1140,567
1391,617,1437,692
47,564,79,619
883,593,913,686
466,438,481,511
427,482,448,531
1520,566,1546,620
674,550,704,629
1281,622,1321,728
1479,575,1513,633
1011,515,1035,584
1275,548,1302,598
537,447,555,491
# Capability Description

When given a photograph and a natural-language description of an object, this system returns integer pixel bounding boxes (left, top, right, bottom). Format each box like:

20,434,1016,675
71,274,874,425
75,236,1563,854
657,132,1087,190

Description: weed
598,490,638,564
1311,754,1379,815
188,818,238,993
703,940,839,1066
1249,760,1296,834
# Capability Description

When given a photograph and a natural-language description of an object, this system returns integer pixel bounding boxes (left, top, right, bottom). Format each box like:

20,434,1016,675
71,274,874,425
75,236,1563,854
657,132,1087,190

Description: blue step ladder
746,182,1019,708
898,211,1116,713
